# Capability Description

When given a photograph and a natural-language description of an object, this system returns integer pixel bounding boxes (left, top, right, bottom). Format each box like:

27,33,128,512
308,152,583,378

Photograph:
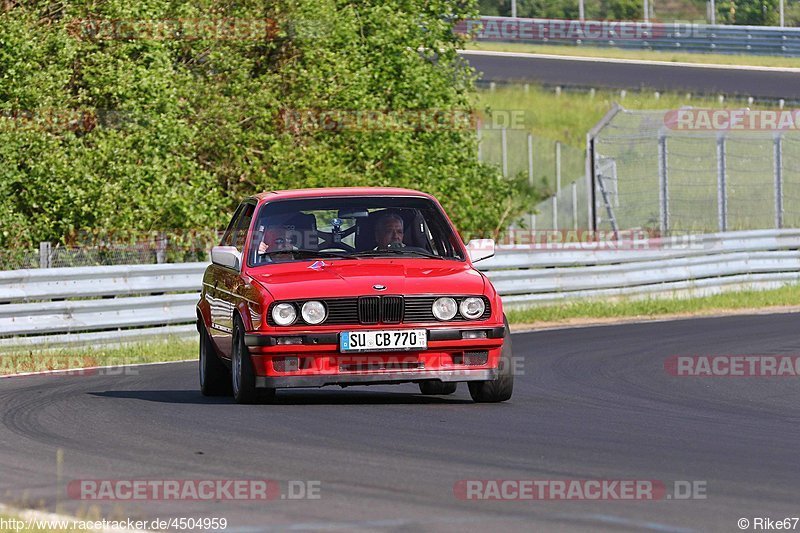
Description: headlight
432,297,458,321
301,300,326,325
271,303,297,326
459,297,486,319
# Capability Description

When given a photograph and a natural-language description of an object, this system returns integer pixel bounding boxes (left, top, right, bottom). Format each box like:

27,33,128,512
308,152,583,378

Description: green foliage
0,0,525,249
477,0,642,20
716,0,780,25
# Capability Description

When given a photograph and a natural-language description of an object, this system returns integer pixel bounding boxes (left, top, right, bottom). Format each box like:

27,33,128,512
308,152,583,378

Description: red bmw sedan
196,187,513,404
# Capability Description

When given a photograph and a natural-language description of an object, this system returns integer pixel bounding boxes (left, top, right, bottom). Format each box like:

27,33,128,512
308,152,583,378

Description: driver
258,225,297,256
374,213,405,250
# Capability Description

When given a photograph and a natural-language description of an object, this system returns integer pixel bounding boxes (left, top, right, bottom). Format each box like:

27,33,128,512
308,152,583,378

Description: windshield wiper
263,249,356,260
353,249,444,259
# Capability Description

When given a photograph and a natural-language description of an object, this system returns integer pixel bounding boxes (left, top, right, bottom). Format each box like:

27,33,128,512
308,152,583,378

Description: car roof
250,187,435,202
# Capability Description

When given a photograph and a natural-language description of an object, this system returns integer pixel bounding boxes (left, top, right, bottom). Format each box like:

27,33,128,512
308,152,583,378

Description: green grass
507,284,800,324
0,337,196,375
467,41,800,69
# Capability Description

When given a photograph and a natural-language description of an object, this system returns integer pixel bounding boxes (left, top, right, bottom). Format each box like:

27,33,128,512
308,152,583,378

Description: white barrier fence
1,229,798,349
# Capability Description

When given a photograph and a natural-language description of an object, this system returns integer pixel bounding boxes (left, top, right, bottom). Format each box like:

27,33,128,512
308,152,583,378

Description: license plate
340,329,427,352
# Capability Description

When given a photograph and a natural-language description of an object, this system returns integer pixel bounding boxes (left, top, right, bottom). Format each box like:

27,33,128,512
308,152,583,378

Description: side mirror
466,239,495,263
211,245,242,270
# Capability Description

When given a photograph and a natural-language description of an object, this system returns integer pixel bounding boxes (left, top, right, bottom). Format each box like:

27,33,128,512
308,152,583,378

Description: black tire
231,316,276,404
419,381,457,395
199,322,231,396
468,317,514,403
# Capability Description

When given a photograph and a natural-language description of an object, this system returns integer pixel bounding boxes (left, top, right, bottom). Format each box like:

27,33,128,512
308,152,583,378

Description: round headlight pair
271,301,326,326
432,297,485,321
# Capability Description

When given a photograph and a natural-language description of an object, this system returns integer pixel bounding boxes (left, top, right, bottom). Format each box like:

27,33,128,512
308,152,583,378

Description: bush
715,0,780,25
0,0,526,249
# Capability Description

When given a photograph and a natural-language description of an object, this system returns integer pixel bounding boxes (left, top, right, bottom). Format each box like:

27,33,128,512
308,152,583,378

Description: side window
220,204,245,247
233,203,256,252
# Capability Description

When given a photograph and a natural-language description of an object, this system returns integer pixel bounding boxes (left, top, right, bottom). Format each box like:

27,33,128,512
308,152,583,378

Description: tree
0,0,524,248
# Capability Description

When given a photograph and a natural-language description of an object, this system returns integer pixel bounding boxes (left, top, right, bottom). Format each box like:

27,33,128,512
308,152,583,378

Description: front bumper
243,326,505,347
243,326,505,389
255,368,498,388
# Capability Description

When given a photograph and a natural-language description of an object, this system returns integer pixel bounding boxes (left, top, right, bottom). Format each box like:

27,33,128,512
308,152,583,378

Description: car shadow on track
89,389,474,405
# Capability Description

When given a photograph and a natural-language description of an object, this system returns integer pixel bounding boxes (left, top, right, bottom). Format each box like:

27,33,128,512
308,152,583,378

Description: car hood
249,259,485,300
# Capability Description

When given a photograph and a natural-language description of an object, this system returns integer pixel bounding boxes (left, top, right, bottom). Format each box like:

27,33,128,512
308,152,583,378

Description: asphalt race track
460,50,800,100
2,313,800,532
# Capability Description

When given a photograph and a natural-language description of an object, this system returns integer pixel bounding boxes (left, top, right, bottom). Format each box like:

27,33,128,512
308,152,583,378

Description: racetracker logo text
68,479,322,500
664,109,800,131
453,479,707,500
665,355,800,377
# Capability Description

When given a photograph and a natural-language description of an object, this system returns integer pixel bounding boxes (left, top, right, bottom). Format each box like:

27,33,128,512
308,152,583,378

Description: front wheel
468,317,514,403
231,317,275,404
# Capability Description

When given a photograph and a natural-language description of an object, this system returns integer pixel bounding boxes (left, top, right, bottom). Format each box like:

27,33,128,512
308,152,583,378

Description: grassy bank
467,41,800,69
0,337,196,376
507,284,800,326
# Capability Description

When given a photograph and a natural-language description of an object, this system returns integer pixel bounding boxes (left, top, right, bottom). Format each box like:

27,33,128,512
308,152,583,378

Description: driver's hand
258,242,269,254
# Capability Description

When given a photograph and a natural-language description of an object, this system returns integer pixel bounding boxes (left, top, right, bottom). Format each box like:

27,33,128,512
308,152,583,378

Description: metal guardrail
481,229,800,307
0,263,207,350
461,17,800,57
0,229,797,349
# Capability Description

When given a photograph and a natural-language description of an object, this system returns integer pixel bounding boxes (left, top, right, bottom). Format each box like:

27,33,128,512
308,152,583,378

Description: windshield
246,196,464,266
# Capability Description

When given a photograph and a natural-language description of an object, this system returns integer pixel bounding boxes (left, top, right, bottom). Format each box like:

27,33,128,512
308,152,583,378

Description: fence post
572,181,578,230
156,232,167,264
774,133,784,229
501,127,508,177
657,133,669,234
555,141,562,193
477,127,483,162
552,196,558,230
586,137,593,231
527,133,534,185
716,134,727,232
39,242,51,269
527,133,535,234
